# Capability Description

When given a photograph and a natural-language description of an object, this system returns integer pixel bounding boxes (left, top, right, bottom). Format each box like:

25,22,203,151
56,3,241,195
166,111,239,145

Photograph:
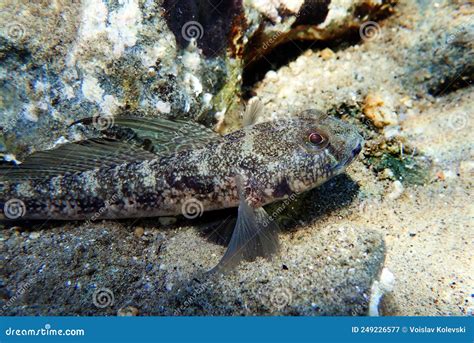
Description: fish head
248,110,364,194
287,110,364,190
299,109,363,168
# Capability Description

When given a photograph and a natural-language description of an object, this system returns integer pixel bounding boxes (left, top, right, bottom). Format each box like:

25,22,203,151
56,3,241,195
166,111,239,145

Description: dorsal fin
1,116,223,182
243,98,264,127
0,138,158,182
72,115,223,154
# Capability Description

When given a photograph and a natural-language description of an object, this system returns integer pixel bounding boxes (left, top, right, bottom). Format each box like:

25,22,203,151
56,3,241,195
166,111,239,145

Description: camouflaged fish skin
0,111,363,221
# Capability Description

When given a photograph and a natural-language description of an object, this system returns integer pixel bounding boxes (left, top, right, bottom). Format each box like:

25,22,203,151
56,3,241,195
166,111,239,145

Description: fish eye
302,129,329,154
308,132,324,145
307,131,328,147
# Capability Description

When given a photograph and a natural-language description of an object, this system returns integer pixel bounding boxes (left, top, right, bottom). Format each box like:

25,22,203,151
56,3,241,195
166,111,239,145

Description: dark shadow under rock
163,0,243,57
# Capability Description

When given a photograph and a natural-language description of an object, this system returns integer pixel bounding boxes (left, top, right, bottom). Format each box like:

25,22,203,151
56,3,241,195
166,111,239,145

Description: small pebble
265,70,278,81
363,92,398,128
147,67,156,77
134,227,144,238
387,180,404,200
319,48,335,60
380,168,395,180
117,306,139,316
29,232,40,240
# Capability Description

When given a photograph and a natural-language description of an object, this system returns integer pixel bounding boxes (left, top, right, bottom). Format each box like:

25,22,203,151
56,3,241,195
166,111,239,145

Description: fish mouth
346,141,364,165
352,142,362,157
333,141,364,172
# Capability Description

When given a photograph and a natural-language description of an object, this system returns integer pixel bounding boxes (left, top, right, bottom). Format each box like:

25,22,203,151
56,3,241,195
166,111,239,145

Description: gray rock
0,0,396,159
0,0,240,159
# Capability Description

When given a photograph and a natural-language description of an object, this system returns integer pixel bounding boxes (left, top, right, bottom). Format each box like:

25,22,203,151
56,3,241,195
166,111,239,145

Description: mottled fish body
1,109,363,271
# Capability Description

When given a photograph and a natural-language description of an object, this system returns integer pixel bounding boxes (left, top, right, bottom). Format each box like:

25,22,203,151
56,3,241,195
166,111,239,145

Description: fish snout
352,143,362,157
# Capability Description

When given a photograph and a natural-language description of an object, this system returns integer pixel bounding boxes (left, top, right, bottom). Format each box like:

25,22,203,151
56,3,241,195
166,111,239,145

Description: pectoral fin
211,187,280,273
